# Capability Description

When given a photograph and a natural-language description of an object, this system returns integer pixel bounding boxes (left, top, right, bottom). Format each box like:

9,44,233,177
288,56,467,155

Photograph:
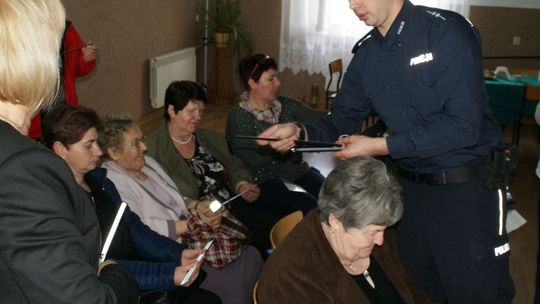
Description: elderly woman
257,157,430,303
0,1,138,303
42,105,221,304
146,80,275,257
225,54,327,218
99,114,263,304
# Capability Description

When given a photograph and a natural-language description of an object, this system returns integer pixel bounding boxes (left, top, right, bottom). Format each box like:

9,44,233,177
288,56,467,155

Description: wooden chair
252,281,258,304
325,58,343,110
270,210,303,249
254,211,302,303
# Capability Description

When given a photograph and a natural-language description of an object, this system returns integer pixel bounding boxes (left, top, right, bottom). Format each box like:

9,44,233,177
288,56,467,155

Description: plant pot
214,29,231,48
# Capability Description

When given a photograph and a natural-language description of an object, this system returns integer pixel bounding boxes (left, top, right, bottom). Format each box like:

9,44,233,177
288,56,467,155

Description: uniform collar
372,0,414,50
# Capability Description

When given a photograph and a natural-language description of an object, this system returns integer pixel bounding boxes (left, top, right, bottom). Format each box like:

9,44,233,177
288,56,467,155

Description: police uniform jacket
307,0,502,173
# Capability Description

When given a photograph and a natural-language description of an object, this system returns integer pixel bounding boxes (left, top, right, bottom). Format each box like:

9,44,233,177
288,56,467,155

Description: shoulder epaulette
420,7,451,26
351,32,373,54
421,6,474,29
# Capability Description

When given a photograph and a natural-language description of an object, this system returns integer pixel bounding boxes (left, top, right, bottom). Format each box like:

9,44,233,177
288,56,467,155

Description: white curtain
279,0,470,76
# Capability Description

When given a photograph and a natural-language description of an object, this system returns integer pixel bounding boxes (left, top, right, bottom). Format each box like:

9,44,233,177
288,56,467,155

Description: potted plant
207,0,252,54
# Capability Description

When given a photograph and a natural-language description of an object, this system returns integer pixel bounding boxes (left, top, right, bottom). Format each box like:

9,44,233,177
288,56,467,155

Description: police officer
258,0,515,302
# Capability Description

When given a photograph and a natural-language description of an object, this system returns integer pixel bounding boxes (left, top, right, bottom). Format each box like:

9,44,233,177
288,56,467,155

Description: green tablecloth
485,76,540,118
484,78,524,124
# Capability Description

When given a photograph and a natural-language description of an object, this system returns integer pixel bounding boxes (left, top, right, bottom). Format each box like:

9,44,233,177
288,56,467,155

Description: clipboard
235,135,343,153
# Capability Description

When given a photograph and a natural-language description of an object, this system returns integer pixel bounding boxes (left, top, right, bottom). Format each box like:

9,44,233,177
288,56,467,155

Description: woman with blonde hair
0,1,138,303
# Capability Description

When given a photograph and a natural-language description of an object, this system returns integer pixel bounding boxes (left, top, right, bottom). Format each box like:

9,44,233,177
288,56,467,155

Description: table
485,76,540,145
485,78,524,144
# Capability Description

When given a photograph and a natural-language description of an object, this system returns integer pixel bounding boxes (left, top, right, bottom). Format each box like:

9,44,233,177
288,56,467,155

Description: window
279,0,470,76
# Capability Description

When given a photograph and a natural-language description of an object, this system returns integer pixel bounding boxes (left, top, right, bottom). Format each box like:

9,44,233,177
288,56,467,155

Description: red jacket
29,22,96,139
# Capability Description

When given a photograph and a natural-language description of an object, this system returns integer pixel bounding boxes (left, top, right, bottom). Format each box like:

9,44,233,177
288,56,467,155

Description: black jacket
0,121,137,303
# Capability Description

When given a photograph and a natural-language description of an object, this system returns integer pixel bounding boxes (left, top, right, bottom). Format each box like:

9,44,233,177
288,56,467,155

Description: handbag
140,290,170,304
180,208,251,269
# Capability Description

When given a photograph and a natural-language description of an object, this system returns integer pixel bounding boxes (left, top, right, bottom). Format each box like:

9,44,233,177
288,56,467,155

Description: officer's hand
335,135,389,159
257,123,298,152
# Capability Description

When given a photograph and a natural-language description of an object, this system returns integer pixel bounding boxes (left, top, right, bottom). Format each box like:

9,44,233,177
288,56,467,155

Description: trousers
396,178,515,303
257,167,324,219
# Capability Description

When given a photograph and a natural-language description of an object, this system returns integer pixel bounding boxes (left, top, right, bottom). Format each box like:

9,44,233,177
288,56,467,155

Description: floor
507,121,539,303
139,102,539,303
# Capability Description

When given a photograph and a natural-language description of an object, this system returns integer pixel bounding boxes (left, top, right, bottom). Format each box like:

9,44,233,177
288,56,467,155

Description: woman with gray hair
256,157,430,304
99,114,263,304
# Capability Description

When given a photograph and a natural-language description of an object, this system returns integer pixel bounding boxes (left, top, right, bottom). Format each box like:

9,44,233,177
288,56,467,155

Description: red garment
29,22,96,139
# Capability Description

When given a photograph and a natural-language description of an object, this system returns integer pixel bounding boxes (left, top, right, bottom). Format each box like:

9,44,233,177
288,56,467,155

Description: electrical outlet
195,14,200,22
512,36,521,46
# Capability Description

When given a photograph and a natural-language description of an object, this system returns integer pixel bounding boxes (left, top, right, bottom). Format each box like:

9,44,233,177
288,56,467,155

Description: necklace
170,134,193,145
0,113,23,133
363,270,375,288
131,170,147,181
344,260,375,288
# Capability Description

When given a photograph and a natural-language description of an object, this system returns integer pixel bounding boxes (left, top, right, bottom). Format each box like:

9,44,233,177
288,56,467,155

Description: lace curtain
279,0,470,76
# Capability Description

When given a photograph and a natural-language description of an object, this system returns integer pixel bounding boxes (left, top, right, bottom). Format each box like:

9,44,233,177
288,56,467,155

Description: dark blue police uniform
305,1,515,303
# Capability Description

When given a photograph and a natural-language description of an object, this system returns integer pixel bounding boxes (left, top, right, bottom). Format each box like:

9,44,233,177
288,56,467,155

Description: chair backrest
326,58,343,109
252,281,258,304
270,210,303,249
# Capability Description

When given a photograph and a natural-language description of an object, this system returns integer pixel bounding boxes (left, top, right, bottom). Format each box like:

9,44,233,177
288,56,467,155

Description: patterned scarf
239,91,282,124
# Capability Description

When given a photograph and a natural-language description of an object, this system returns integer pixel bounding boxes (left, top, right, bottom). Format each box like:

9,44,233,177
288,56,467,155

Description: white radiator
149,47,197,108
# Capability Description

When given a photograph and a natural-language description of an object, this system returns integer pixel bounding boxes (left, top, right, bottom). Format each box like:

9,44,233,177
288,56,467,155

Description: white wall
471,0,540,9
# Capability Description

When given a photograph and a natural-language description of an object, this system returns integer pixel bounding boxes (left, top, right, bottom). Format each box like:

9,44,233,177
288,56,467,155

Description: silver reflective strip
498,189,504,236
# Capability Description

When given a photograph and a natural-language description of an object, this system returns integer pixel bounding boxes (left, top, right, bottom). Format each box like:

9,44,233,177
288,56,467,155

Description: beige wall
63,0,200,118
65,1,540,118
471,5,540,71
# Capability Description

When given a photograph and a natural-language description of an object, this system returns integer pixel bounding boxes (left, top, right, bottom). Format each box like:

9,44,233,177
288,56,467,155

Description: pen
61,41,93,55
209,189,250,213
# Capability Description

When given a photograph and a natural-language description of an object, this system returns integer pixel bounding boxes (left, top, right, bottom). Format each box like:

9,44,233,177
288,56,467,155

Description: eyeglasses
128,137,146,148
248,55,271,80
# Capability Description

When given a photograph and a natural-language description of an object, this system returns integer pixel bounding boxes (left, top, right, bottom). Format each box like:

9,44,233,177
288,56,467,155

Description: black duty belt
396,161,485,185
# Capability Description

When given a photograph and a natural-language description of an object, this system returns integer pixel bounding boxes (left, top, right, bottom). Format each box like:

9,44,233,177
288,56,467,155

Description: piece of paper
180,240,214,286
209,200,222,213
99,202,127,263
283,181,308,193
506,209,527,233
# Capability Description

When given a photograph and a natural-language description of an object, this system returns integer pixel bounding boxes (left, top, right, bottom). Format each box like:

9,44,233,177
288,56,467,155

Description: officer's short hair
318,157,403,230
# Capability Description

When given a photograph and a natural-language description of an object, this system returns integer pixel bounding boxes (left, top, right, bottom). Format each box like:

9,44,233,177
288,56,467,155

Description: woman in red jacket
29,20,97,139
